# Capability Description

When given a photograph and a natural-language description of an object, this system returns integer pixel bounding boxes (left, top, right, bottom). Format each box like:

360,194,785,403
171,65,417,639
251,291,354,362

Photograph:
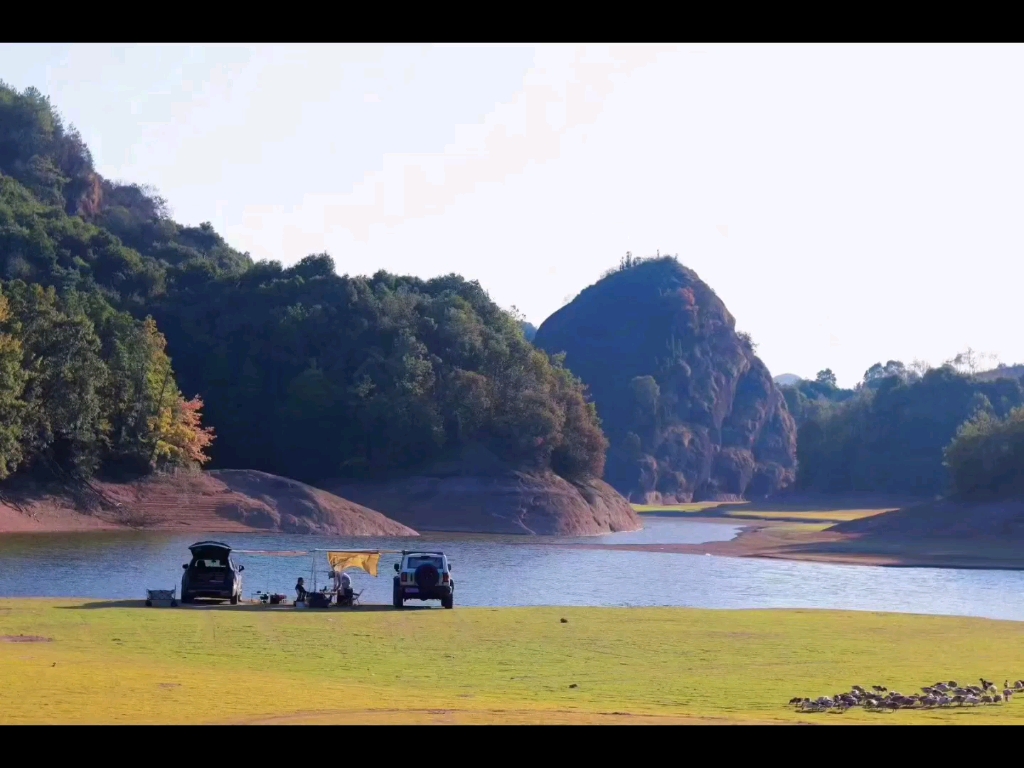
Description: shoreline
7,495,1024,572
612,514,1024,571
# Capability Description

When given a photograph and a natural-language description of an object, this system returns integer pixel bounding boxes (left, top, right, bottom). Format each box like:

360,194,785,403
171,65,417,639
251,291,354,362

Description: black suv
181,541,244,604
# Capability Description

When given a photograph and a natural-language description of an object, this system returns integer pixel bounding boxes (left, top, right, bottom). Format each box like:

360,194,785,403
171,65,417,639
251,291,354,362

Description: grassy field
3,599,1024,724
724,509,891,523
633,502,894,525
633,501,747,514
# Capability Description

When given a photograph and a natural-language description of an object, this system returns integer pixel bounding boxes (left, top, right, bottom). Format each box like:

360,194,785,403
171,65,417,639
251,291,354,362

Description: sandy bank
619,501,1024,570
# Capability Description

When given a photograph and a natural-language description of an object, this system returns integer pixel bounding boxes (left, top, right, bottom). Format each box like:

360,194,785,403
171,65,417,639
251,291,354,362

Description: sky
1,43,1023,389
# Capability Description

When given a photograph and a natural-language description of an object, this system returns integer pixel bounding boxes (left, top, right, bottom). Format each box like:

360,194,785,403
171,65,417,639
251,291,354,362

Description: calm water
2,517,1024,621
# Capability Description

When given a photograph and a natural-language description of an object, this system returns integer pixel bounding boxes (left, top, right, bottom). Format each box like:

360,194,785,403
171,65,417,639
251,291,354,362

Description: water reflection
1,518,1023,621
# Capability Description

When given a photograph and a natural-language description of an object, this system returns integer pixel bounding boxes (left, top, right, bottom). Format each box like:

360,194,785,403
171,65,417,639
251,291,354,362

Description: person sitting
294,577,307,604
340,572,354,605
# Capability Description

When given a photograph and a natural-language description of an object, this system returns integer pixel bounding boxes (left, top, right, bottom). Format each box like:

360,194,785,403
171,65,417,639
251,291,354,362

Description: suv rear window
406,556,444,569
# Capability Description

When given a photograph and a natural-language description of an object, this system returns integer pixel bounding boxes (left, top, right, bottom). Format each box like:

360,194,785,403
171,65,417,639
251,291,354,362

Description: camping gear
231,548,397,607
326,551,382,577
337,588,362,607
145,588,177,607
307,591,333,609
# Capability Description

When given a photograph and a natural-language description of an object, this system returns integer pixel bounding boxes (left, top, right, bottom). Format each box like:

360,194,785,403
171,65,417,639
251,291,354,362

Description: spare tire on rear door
415,563,439,590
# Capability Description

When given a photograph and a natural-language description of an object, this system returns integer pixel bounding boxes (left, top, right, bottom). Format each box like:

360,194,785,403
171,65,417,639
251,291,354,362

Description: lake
2,516,1024,621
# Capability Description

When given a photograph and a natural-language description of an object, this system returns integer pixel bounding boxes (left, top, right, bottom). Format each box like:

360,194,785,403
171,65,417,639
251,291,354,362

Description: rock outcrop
323,446,641,536
534,257,797,503
0,470,418,536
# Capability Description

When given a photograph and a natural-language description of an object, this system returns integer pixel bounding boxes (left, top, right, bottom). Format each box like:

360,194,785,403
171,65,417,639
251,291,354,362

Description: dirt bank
613,496,1024,570
0,470,417,536
832,498,1024,539
323,471,642,536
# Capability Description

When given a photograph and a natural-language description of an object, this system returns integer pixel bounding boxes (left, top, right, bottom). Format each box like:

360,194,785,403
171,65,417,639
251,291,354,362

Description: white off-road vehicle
393,550,454,609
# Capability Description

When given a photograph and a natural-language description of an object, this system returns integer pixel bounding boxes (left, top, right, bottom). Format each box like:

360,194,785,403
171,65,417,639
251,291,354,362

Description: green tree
0,290,28,477
815,369,837,388
944,407,1024,499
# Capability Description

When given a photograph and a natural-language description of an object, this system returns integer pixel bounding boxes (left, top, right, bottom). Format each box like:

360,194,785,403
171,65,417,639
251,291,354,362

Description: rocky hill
325,473,638,536
322,444,641,535
534,257,797,503
0,469,417,535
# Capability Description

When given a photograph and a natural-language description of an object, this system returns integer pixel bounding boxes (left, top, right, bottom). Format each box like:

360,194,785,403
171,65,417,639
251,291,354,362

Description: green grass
724,509,891,523
2,600,1023,724
633,501,747,514
633,503,892,524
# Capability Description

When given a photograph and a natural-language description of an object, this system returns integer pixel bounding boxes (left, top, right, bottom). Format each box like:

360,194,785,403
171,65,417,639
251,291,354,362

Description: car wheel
442,596,453,609
145,600,152,607
181,594,194,604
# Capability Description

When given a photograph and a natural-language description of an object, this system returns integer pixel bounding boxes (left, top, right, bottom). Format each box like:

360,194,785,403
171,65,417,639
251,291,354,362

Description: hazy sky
2,43,1022,388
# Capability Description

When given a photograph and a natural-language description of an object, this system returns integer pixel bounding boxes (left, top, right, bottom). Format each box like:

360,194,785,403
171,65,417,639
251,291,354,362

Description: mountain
534,256,797,503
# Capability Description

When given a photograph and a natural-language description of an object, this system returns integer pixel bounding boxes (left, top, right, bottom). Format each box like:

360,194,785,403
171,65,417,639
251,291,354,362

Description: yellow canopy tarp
327,551,381,577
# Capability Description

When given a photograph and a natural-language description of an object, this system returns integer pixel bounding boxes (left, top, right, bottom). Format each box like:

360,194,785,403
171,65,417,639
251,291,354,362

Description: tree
736,331,757,352
148,396,214,468
0,291,28,478
0,279,214,481
863,360,908,390
947,348,980,377
815,369,837,388
944,406,1024,499
629,375,660,432
797,365,1024,496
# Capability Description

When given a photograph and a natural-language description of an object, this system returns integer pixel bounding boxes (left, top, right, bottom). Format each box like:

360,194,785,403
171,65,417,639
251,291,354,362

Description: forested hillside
0,82,606,488
785,362,1024,497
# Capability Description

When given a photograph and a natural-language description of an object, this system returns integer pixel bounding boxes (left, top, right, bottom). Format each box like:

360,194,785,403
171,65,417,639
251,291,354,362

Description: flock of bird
789,678,1024,713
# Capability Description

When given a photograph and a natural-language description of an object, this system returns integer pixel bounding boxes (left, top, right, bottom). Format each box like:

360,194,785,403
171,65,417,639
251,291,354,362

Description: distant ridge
976,364,1024,382
773,373,803,386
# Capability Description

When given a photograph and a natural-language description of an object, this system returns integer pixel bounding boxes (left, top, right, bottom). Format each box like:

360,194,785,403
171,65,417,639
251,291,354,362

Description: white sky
2,43,1022,388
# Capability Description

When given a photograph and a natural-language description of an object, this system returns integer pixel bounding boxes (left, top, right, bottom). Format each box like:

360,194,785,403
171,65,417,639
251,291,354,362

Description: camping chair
337,588,362,608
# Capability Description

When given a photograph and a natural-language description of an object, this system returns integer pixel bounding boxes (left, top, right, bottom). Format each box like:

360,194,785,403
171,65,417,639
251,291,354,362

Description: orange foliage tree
148,394,215,468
